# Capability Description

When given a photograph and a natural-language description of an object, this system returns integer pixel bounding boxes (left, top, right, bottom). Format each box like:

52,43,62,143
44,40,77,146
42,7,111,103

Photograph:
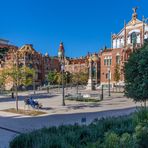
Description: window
104,59,107,65
131,32,137,44
116,55,120,64
109,59,112,66
104,56,112,66
106,59,109,66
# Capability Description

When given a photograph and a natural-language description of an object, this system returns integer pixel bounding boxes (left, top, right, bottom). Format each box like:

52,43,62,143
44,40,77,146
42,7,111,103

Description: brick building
64,57,88,74
17,44,44,87
0,39,18,90
0,42,60,90
43,53,60,83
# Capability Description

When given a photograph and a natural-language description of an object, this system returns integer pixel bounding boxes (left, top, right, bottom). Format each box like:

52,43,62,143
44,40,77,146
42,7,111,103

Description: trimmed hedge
10,108,148,148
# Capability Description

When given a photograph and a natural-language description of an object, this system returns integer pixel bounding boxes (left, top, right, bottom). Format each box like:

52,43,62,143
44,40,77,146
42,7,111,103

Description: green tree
21,66,35,87
0,69,8,93
114,64,120,91
6,66,35,111
65,71,71,84
71,72,88,94
48,71,57,85
54,72,62,85
80,72,89,85
72,72,88,85
125,42,148,108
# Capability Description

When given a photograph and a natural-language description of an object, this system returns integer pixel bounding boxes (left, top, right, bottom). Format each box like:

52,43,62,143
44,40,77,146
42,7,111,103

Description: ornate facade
0,40,18,90
17,44,44,86
0,43,60,90
43,53,60,83
64,57,88,74
100,8,148,87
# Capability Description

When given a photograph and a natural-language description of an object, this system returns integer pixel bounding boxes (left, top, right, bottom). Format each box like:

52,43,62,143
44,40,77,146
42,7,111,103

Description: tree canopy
72,72,88,85
114,64,120,84
125,42,148,106
6,66,35,88
48,71,56,85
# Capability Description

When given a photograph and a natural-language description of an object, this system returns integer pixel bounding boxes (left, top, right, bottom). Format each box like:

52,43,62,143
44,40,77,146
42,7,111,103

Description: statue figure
132,7,138,14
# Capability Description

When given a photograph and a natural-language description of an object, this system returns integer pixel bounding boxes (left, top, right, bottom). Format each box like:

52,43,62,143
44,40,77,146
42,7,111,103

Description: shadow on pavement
0,94,59,103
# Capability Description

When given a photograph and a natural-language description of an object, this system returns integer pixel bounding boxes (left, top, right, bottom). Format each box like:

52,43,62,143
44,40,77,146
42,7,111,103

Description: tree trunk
116,83,117,92
144,100,147,109
76,83,78,95
15,84,18,111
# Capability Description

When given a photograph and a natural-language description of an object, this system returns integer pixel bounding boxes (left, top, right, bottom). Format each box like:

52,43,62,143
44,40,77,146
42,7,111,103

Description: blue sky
0,0,147,57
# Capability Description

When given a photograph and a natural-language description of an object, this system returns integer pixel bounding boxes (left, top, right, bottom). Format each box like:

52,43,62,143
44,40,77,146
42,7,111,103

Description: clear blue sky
0,0,147,57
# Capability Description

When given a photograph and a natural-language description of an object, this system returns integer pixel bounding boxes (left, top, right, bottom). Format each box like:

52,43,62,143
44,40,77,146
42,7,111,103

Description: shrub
133,124,148,148
135,107,148,123
10,110,148,148
103,132,120,148
120,133,133,148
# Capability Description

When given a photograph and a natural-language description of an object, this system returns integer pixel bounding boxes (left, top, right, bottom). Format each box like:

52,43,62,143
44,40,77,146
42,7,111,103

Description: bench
24,98,42,109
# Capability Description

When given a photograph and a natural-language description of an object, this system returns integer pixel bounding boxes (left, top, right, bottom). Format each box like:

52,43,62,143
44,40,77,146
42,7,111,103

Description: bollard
12,92,14,99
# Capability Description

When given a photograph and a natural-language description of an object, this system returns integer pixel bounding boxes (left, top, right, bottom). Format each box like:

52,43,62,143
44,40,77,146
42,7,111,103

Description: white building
112,7,148,49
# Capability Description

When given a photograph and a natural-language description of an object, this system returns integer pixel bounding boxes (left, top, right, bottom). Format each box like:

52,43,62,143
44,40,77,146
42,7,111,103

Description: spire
58,42,65,58
132,7,138,20
58,42,65,53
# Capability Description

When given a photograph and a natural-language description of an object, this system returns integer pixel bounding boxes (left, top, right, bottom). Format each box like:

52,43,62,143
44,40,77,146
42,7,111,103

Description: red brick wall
100,48,122,85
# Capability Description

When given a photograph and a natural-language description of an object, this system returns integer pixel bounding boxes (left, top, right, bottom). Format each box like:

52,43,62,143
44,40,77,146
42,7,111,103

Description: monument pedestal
86,78,95,90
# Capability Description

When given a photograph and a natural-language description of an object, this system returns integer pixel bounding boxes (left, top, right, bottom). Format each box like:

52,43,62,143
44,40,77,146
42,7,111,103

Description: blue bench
24,98,42,109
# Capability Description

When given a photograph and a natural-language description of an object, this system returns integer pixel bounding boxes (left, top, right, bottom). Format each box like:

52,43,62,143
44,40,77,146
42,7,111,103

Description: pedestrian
12,92,14,99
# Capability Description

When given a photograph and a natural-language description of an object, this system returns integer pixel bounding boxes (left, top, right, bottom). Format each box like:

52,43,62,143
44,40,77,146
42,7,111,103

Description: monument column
92,53,99,85
86,56,93,90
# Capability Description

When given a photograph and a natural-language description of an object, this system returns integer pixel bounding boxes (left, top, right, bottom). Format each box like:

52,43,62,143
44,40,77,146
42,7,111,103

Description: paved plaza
0,87,141,148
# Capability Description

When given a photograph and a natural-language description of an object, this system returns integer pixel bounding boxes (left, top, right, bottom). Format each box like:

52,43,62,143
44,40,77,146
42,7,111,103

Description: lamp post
107,66,111,96
33,72,36,94
58,42,65,106
13,51,19,111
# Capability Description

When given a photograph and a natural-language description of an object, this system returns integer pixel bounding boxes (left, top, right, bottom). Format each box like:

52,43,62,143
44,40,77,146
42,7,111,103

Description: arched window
131,32,137,44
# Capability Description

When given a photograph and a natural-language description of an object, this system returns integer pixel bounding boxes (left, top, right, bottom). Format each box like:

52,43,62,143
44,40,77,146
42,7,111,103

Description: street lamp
107,66,111,96
13,51,19,111
58,42,65,106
